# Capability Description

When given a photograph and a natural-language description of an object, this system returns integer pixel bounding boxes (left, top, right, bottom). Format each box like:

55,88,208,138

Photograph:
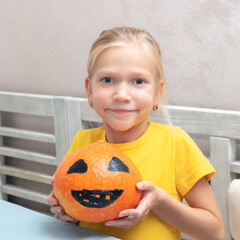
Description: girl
47,26,225,240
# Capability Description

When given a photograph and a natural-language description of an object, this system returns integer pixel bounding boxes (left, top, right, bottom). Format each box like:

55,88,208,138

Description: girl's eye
133,79,145,84
101,77,114,84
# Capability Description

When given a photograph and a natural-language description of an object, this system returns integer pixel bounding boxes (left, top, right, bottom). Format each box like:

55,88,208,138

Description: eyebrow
94,68,153,79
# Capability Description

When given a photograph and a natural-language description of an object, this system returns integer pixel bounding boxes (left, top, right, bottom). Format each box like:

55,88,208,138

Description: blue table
0,199,119,240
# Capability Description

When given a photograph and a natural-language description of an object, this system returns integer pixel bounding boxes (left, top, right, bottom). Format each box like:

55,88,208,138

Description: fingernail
136,182,142,189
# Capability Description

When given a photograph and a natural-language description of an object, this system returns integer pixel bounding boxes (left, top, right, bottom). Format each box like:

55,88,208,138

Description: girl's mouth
108,109,136,114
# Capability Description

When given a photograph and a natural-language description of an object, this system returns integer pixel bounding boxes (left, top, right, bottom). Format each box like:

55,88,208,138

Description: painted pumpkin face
53,141,142,223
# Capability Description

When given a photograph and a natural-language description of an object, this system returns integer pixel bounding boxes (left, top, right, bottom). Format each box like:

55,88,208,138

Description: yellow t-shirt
66,122,215,240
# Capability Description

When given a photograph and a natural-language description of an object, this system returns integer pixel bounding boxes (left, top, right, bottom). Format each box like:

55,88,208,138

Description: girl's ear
154,79,164,104
85,76,92,104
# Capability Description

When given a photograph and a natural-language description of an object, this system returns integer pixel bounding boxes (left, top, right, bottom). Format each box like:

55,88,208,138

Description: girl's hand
105,181,160,229
47,177,79,224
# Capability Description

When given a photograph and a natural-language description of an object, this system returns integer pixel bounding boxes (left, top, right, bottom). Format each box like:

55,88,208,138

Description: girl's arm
105,177,225,240
152,177,225,240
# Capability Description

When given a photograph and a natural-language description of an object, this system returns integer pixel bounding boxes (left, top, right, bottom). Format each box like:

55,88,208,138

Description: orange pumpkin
53,141,142,223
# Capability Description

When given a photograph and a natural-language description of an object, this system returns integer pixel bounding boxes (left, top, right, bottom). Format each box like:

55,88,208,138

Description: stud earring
153,104,159,111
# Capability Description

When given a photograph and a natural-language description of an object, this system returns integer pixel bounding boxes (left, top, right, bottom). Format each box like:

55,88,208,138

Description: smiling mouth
71,189,124,208
109,109,136,114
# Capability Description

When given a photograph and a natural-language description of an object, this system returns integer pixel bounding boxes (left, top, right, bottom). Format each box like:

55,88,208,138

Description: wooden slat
0,91,53,116
80,99,102,123
0,112,7,200
1,184,48,204
53,97,69,164
230,161,240,174
80,99,240,139
0,165,51,184
151,106,240,139
0,146,57,165
0,127,55,143
66,98,83,145
210,137,236,240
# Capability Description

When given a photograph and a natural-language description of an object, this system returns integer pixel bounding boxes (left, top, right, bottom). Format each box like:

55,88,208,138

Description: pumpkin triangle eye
67,159,88,174
107,157,129,173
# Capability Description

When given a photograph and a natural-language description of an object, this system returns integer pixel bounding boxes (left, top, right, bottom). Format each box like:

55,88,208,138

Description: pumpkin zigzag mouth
71,189,124,208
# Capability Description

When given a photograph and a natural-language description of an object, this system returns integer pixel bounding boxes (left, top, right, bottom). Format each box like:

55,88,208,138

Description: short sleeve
175,127,215,197
64,127,105,157
65,131,82,157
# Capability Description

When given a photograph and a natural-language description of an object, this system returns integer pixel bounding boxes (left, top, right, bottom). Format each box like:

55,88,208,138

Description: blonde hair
87,26,172,125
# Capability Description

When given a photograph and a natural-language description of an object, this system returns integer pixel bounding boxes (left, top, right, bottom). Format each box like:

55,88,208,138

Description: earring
90,102,94,108
153,104,159,111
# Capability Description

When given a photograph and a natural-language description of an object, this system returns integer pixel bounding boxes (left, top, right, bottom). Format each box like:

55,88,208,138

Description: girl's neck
104,120,149,144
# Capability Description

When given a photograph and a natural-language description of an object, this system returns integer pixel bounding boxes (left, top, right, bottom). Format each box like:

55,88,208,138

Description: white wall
0,0,239,110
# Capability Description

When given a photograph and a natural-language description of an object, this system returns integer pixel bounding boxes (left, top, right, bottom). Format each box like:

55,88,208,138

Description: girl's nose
113,82,131,102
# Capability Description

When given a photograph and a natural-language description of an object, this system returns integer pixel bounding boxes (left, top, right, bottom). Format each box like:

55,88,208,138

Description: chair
0,92,83,208
228,179,240,240
1,91,240,239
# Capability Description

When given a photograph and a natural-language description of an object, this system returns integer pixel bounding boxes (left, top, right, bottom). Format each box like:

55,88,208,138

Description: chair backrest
1,91,239,239
0,92,82,206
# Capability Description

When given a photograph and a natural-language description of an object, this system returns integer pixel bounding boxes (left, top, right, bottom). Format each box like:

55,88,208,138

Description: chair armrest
228,179,240,240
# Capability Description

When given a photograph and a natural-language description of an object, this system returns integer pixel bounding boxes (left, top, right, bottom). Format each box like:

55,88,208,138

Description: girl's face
85,45,163,143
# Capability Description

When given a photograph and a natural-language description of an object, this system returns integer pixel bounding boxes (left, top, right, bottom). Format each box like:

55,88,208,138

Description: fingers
136,181,154,191
105,215,137,229
47,190,78,223
46,190,58,206
51,204,79,223
51,175,55,184
105,182,157,229
119,209,144,219
105,209,147,229
54,212,79,223
51,205,64,215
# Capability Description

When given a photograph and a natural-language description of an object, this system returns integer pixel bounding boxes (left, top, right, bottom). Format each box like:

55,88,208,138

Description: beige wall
0,0,240,111
1,0,239,214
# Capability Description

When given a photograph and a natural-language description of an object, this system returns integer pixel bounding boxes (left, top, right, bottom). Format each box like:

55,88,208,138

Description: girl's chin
104,122,134,131
107,125,133,132
104,120,147,133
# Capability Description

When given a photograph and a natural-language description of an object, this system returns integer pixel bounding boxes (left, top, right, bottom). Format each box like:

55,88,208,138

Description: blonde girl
47,26,224,240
